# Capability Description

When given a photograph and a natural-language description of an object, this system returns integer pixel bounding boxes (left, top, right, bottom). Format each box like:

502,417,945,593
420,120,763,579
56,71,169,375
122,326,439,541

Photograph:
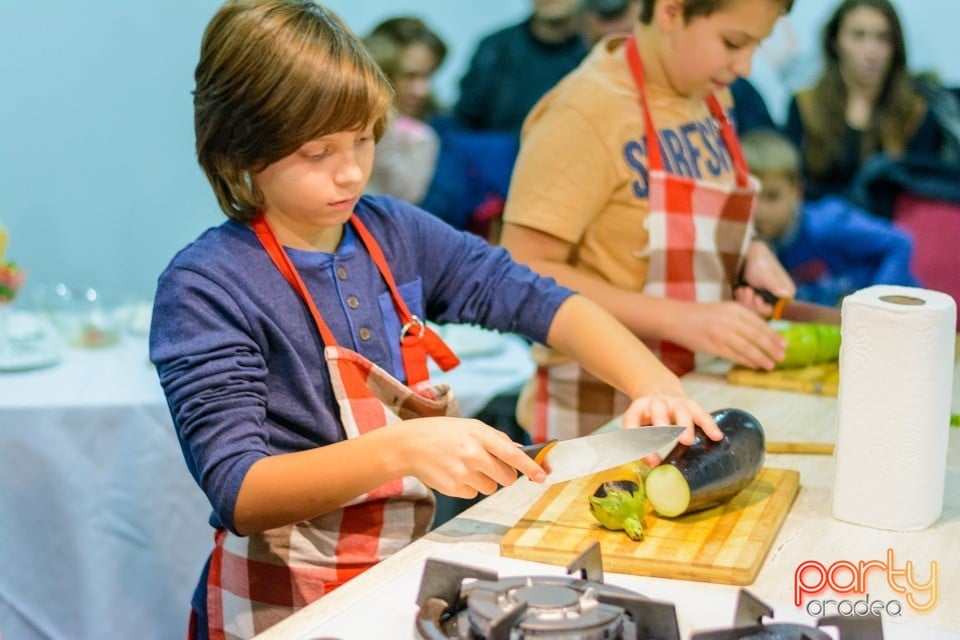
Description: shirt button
336,266,347,280
346,295,360,309
358,326,372,341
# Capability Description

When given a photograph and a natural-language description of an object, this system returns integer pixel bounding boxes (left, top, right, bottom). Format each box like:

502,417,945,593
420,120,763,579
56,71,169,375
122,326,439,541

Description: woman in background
784,0,942,201
363,17,448,204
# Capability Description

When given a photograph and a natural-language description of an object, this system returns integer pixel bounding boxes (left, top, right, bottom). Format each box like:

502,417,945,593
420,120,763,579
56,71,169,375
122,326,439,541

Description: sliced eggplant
645,408,765,517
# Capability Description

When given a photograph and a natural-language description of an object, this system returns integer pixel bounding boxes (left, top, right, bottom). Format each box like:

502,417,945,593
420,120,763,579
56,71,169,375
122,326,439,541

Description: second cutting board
501,465,799,585
726,362,839,395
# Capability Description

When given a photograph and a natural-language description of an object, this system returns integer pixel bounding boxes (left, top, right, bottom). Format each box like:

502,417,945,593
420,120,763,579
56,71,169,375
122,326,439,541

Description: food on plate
0,263,25,304
645,408,765,517
775,322,841,369
0,223,26,304
588,479,646,540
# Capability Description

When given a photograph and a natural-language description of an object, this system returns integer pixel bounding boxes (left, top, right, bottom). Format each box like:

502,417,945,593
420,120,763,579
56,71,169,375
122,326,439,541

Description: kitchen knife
520,425,685,485
738,283,841,325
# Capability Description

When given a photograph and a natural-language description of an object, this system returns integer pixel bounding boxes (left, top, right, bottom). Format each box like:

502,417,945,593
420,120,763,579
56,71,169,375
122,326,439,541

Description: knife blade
520,425,685,485
738,283,841,325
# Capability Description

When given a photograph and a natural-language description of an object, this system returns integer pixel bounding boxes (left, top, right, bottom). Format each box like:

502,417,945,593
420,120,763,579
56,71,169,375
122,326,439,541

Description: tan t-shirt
504,34,738,293
506,33,742,409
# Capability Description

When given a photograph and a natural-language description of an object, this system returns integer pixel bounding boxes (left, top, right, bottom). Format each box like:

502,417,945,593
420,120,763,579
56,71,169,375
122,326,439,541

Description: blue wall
2,1,957,303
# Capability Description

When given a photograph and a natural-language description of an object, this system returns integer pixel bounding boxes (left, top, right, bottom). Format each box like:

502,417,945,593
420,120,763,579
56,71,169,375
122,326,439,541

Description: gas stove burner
415,543,680,640
690,590,884,640
465,575,647,639
414,544,882,640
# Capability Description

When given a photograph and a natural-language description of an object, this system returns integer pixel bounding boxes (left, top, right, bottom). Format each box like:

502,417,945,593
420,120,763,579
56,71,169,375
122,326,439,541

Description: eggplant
775,323,841,369
644,408,765,518
588,479,646,540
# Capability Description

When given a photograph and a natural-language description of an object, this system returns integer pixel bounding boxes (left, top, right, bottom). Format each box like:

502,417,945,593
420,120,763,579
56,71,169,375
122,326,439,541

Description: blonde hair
740,130,801,183
194,0,395,222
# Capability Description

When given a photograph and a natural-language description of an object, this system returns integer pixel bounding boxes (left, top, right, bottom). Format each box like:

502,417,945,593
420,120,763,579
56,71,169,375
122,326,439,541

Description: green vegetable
951,413,959,427
776,323,841,369
588,480,646,540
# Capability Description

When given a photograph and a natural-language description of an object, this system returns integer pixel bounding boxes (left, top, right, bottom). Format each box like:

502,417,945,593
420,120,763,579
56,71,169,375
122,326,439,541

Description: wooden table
255,359,960,639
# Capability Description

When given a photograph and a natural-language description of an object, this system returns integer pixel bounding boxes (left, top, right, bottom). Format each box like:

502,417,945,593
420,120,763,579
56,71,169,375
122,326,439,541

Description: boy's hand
672,301,786,370
738,240,795,317
393,418,546,499
622,394,720,466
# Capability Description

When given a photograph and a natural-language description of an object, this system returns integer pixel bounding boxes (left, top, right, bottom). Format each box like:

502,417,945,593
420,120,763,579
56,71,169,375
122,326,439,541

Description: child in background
500,0,796,441
362,17,447,205
151,2,718,638
741,129,918,306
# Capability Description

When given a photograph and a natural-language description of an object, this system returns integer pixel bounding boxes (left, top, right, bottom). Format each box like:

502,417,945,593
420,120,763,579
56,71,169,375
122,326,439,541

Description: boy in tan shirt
502,0,797,440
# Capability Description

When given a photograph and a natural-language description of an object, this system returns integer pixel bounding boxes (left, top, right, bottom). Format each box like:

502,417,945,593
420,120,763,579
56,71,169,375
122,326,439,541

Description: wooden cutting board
726,336,959,395
726,362,839,396
500,465,800,586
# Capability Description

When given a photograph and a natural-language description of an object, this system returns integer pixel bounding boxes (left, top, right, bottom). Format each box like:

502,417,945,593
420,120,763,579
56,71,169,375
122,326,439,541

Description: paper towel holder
879,294,926,306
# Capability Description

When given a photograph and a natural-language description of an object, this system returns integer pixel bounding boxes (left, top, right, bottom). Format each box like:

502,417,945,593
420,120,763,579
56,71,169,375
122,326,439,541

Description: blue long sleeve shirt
149,195,573,533
774,196,919,306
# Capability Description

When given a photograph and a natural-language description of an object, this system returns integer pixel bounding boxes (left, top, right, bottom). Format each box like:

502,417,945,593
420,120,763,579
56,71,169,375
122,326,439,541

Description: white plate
0,343,63,372
0,311,64,372
431,323,509,358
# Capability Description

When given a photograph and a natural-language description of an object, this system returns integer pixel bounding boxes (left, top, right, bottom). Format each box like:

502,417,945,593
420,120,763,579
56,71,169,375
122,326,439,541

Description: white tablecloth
0,320,533,640
0,334,212,640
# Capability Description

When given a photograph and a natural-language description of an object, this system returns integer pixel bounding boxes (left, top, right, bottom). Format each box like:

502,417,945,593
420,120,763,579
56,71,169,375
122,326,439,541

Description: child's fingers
647,397,674,427
690,401,722,441
623,396,720,447
485,431,547,483
642,452,662,467
465,470,503,497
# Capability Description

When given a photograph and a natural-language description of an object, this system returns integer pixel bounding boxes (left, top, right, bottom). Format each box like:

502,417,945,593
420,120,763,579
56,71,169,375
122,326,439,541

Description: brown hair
797,0,926,176
740,130,801,183
362,17,447,120
194,0,395,222
639,0,793,24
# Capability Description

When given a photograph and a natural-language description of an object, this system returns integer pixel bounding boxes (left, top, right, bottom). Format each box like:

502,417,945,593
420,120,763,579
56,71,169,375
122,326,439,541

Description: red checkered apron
200,214,461,639
530,37,757,443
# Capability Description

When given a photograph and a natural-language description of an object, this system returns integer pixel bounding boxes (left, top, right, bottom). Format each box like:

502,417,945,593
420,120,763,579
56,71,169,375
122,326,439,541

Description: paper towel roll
832,285,956,530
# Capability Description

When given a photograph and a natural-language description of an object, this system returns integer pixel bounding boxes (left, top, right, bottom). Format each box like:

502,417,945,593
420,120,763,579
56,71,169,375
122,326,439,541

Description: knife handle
520,440,558,466
735,281,789,320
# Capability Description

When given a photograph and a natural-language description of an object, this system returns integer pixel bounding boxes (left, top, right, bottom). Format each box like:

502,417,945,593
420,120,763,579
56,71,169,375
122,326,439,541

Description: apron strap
251,214,460,386
348,216,461,381
625,36,750,187
251,214,340,348
624,36,666,173
704,95,750,188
